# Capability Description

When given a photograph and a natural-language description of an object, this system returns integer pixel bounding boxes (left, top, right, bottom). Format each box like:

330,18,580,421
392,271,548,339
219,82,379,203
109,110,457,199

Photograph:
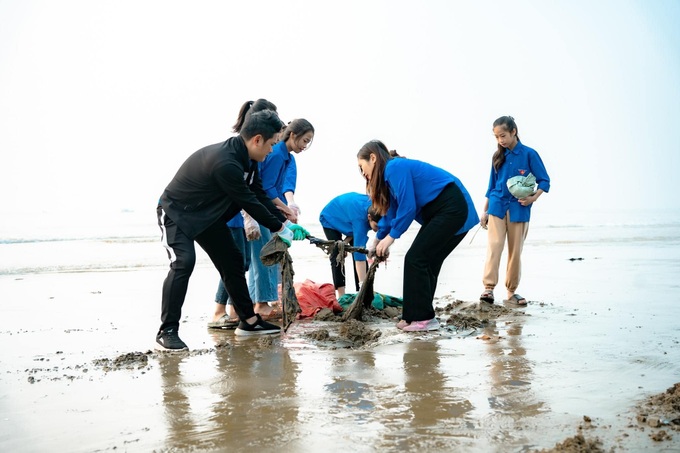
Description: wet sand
1,235,679,452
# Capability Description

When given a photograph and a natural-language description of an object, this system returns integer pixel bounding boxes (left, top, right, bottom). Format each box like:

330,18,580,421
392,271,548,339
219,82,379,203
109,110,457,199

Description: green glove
288,223,309,241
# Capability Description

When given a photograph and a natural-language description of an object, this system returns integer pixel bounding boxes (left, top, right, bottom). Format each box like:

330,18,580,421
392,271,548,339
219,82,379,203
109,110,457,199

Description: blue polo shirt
260,140,293,202
377,158,479,240
319,192,373,261
486,140,550,223
226,211,244,228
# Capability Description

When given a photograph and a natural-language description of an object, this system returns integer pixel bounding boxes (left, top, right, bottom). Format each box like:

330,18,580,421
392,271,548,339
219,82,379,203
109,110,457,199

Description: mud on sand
14,293,680,452
534,382,680,453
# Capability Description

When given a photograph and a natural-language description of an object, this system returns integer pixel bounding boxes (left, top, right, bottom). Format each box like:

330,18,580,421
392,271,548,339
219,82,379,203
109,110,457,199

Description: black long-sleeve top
159,135,285,239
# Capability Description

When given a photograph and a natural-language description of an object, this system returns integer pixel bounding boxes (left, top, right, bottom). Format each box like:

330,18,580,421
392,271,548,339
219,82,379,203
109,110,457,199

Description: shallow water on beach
1,209,680,451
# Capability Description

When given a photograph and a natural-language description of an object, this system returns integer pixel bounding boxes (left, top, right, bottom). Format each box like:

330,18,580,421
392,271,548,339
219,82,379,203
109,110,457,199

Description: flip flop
480,290,495,303
505,294,527,306
207,314,239,329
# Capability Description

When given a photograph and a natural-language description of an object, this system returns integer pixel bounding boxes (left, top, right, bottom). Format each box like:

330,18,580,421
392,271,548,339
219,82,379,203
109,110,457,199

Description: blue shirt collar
504,139,523,156
274,140,291,160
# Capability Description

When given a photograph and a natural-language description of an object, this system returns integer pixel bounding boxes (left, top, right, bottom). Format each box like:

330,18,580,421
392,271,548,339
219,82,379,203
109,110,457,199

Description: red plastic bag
294,279,342,318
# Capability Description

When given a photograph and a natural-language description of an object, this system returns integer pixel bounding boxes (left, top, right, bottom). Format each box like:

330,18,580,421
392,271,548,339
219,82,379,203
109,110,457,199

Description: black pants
322,227,367,292
402,184,468,322
157,207,256,331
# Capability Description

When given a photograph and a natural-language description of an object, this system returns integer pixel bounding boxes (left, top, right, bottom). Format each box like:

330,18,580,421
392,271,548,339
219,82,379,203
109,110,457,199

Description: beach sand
1,228,679,452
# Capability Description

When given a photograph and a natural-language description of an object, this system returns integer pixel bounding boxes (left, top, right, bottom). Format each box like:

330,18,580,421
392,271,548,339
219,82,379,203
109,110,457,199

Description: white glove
288,202,301,217
367,237,378,259
275,224,294,247
243,212,261,241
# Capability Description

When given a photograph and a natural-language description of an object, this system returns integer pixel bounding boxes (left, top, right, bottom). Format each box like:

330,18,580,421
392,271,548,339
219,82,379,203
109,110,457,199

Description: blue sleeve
376,214,391,240
259,154,285,200
283,155,297,195
387,171,417,239
485,164,497,198
351,219,370,261
529,150,550,193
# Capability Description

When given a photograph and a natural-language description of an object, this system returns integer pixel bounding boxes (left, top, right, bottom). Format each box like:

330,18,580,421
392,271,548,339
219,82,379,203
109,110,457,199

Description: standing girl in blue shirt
479,116,550,306
247,118,314,319
319,192,381,298
357,140,479,332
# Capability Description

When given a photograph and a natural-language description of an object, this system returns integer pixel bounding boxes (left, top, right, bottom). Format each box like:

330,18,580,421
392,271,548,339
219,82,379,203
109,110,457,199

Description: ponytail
232,99,277,133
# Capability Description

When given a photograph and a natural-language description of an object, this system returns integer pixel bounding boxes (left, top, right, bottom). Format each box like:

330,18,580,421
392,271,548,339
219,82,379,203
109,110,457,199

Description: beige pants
483,212,529,293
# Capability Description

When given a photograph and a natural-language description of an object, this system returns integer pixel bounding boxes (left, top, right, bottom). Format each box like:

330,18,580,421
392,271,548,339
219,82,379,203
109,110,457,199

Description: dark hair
367,206,382,223
280,118,315,147
357,140,402,215
492,116,519,172
233,99,277,133
240,110,285,141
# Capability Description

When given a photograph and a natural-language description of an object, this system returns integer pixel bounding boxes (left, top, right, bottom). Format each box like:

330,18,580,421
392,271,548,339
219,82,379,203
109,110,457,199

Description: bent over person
155,110,305,350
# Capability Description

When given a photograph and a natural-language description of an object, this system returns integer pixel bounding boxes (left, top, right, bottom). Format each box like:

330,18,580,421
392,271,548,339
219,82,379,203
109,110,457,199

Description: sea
2,207,679,279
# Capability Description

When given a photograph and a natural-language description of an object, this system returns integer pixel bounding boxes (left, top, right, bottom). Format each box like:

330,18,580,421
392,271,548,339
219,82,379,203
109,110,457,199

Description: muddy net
260,235,301,331
306,236,382,322
342,259,381,321
261,235,383,330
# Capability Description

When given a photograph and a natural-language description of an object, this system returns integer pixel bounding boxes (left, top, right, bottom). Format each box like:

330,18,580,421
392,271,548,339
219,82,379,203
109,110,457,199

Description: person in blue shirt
319,192,381,298
282,155,301,218
479,116,550,306
357,140,479,332
246,118,314,320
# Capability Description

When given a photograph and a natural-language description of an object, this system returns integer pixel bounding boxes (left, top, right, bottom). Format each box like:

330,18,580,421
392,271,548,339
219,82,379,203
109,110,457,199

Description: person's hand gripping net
276,221,310,247
367,236,391,261
288,223,310,241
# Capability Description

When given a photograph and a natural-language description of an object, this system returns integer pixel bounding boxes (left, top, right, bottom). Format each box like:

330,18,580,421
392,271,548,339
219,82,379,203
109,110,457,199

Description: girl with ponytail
479,116,551,306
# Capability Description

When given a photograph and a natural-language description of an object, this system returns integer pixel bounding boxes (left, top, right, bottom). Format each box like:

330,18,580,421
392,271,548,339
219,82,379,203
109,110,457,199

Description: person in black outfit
156,110,305,350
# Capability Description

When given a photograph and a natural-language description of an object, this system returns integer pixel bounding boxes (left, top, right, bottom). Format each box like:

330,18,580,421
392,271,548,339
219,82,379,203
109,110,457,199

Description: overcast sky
1,0,679,224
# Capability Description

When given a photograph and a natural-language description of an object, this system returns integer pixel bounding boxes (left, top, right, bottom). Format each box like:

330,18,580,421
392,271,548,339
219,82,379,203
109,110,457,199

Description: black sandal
506,294,527,306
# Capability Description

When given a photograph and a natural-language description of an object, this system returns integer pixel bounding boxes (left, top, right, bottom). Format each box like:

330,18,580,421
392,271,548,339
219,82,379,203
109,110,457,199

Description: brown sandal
480,290,495,303
207,314,239,329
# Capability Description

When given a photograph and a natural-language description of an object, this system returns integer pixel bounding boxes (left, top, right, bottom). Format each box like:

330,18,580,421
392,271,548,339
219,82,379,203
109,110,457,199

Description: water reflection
209,332,301,447
324,352,377,421
405,341,464,423
157,354,200,450
155,319,543,452
396,341,475,448
157,332,301,450
481,318,544,418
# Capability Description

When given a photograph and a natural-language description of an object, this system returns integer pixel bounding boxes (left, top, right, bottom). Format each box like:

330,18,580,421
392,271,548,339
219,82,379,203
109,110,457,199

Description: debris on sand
314,307,339,321
92,351,151,371
533,433,605,452
300,318,381,348
257,336,276,348
436,296,517,329
304,329,331,341
635,382,680,440
445,313,485,330
338,319,381,347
